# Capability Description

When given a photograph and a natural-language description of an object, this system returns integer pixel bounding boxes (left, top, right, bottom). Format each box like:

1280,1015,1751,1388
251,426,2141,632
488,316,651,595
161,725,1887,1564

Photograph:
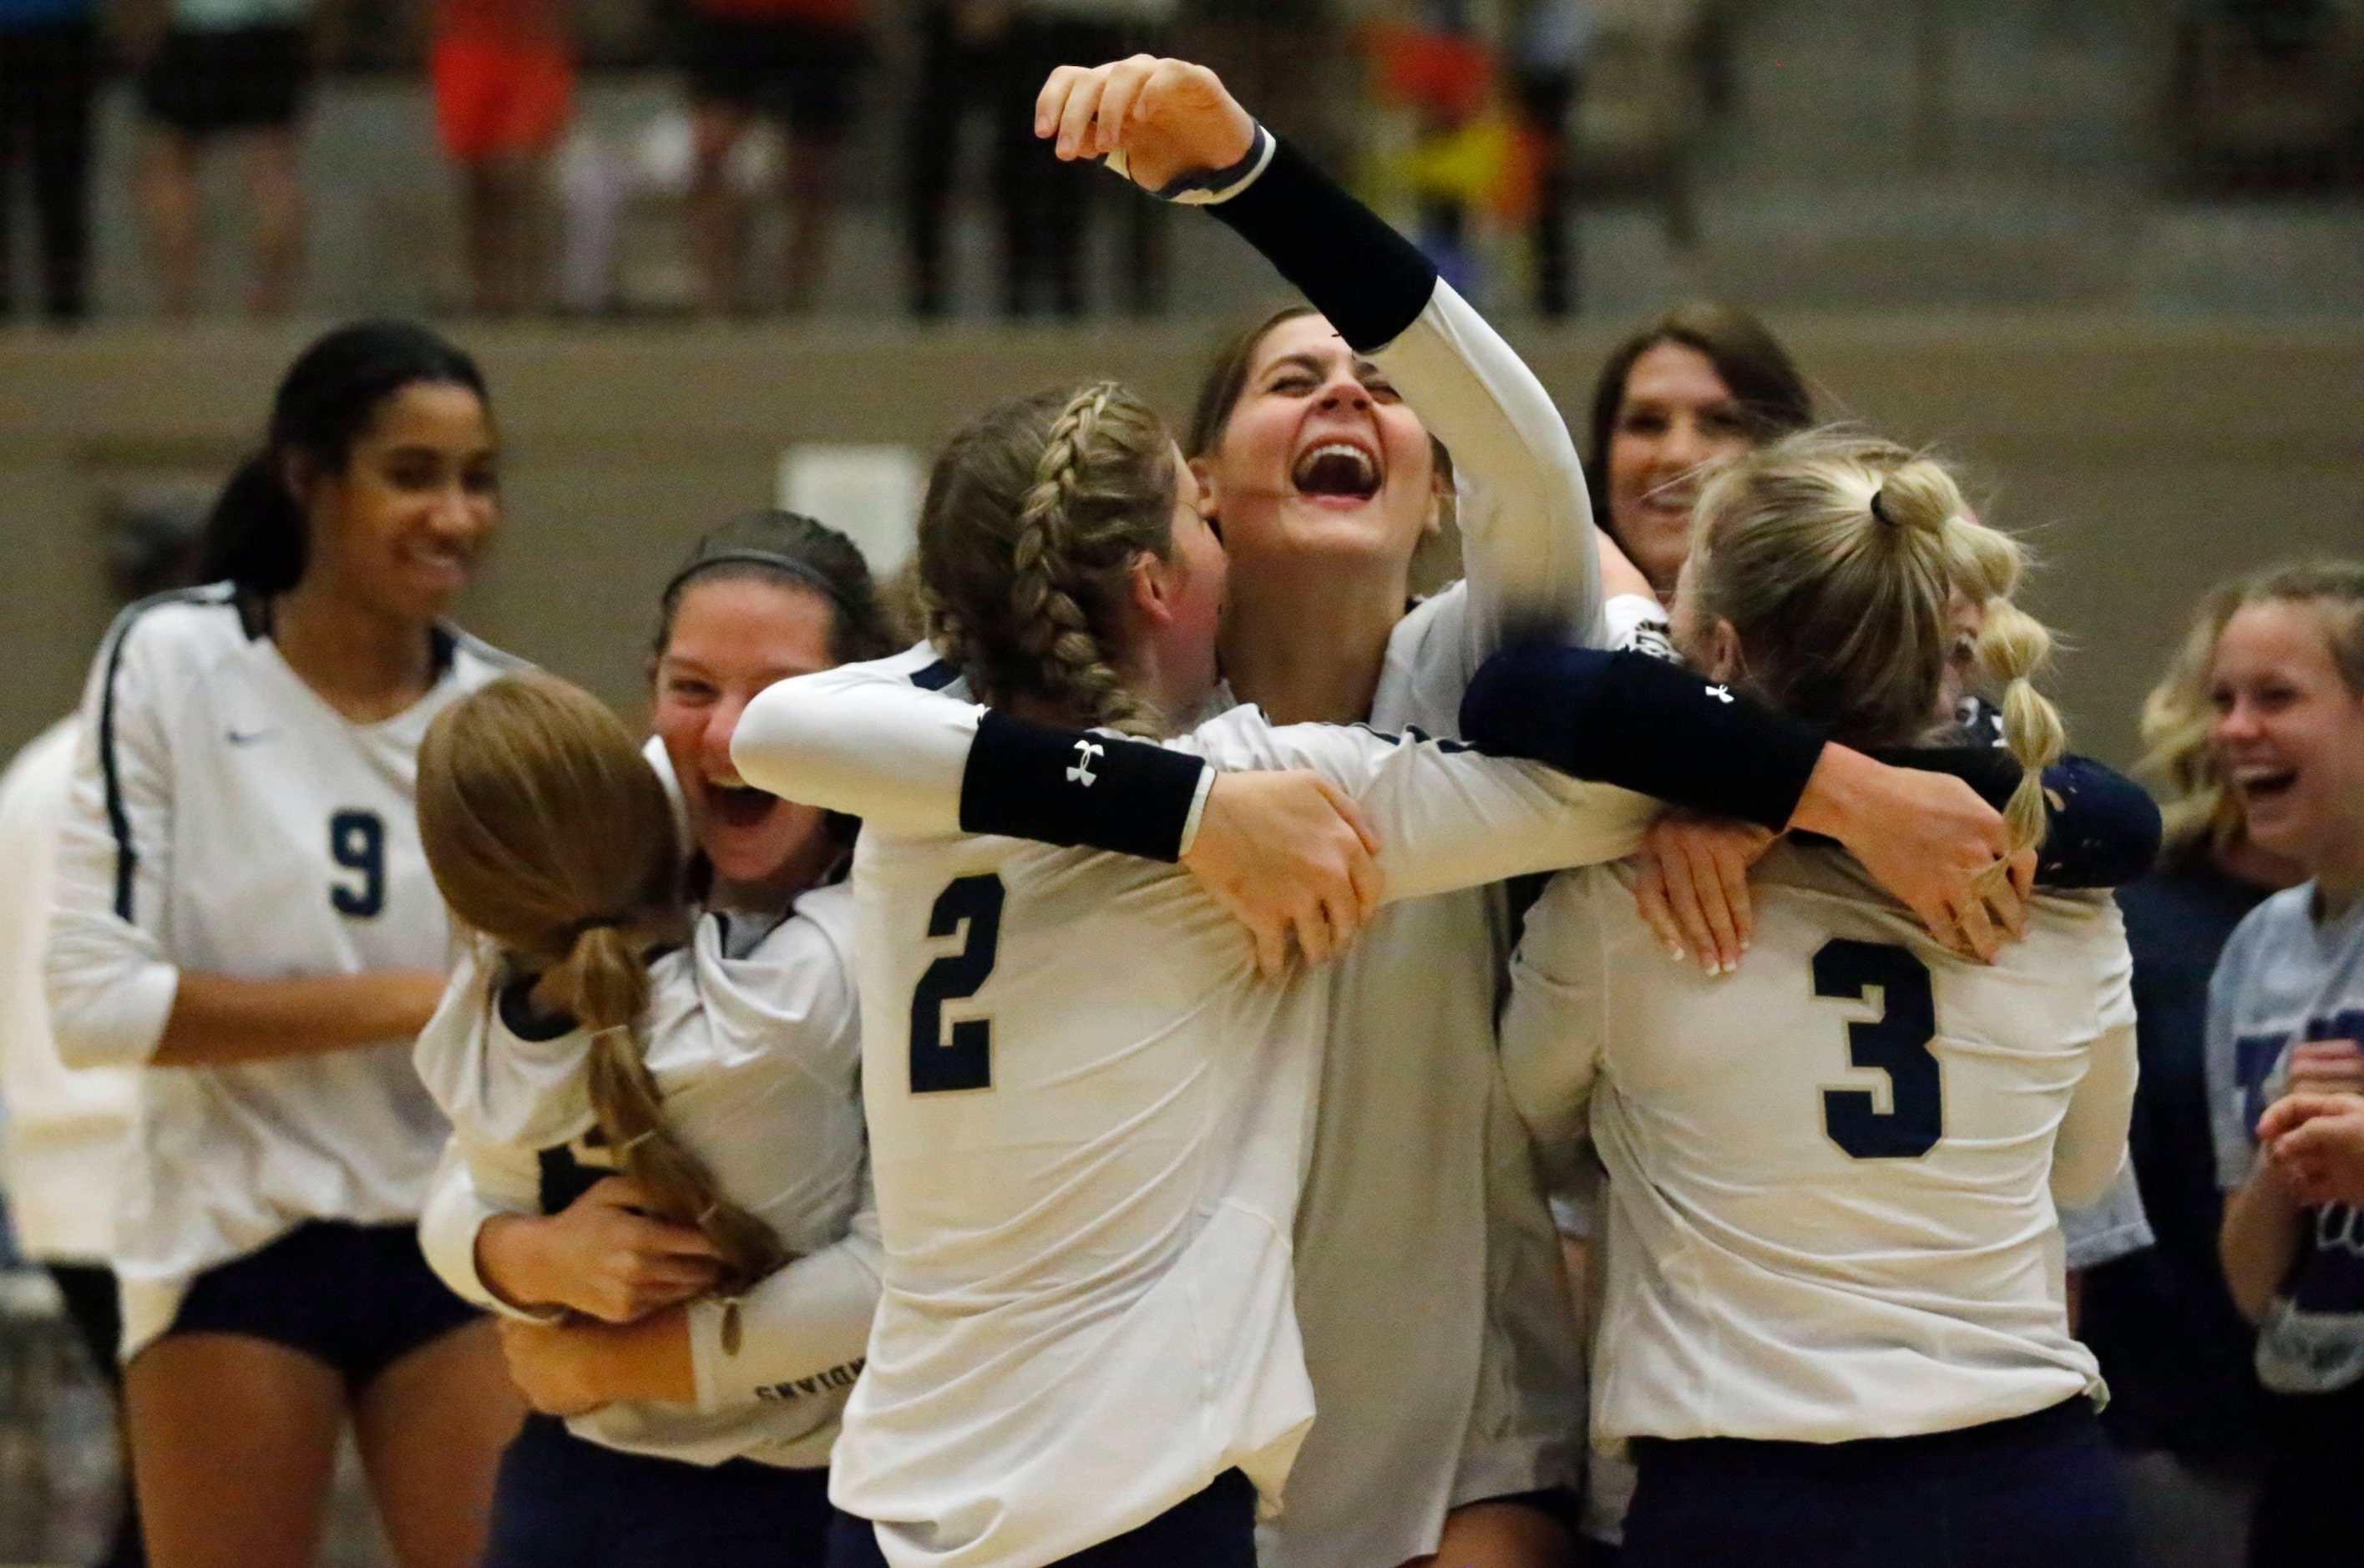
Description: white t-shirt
0,719,137,1263
415,884,878,1468
1503,844,2136,1446
731,654,1654,1568
45,584,516,1358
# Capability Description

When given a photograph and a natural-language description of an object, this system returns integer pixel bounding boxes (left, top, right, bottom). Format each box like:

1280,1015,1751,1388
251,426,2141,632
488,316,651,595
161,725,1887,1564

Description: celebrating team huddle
28,48,2289,1568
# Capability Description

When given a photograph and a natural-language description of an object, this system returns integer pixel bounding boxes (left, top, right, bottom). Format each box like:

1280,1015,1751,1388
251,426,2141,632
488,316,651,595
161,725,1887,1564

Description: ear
1421,452,1450,539
1127,549,1178,630
1703,617,1746,684
1187,456,1222,524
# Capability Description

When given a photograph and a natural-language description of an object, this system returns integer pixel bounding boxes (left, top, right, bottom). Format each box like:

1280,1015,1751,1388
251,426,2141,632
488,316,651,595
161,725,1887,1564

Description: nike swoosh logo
225,728,276,746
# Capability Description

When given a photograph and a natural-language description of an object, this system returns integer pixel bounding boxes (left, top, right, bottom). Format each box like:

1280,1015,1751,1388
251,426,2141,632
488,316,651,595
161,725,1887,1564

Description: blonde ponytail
1692,431,2068,866
418,673,788,1292
918,381,1180,736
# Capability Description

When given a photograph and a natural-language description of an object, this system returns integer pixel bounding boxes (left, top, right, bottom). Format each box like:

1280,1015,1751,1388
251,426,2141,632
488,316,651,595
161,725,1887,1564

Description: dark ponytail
200,320,490,596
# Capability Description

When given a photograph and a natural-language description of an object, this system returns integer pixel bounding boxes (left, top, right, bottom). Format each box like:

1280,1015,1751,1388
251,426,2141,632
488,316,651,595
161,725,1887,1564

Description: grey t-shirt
2206,883,2364,1395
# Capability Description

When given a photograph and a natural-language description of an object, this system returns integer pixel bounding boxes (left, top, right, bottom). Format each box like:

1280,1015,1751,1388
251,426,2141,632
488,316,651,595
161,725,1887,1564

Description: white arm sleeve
686,1174,883,1410
1500,868,1613,1153
731,660,981,838
2052,947,2139,1212
46,618,180,1070
1377,281,1602,670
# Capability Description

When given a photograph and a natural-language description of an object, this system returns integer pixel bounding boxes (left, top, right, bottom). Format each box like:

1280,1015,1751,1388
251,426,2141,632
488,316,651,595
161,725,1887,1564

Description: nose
1316,370,1370,412
1660,412,1708,468
2213,695,2264,747
707,691,748,773
428,477,488,536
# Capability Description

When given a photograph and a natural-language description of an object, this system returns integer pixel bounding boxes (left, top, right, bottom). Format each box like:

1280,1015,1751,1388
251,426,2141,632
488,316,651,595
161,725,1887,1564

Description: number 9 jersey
1501,842,2139,1448
44,584,519,1360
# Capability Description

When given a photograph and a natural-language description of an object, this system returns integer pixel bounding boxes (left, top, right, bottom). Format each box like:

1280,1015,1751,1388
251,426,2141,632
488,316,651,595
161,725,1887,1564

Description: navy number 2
329,810,386,918
1814,938,1941,1159
908,874,1005,1094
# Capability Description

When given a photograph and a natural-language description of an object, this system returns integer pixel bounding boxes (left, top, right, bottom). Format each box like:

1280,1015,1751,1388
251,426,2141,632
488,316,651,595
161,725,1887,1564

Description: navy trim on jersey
1207,134,1438,352
909,659,961,691
94,584,233,922
232,585,270,640
959,709,1205,863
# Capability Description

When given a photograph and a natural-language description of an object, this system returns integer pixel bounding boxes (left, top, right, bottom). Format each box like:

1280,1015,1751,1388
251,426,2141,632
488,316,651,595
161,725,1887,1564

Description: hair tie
1869,489,1896,528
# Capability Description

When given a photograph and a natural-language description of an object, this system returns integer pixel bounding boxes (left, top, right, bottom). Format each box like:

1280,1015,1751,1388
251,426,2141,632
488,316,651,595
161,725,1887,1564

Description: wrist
1785,742,1865,839
477,1212,560,1312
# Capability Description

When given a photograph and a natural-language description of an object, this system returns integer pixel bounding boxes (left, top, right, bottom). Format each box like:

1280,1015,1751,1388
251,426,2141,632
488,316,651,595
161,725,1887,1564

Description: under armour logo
1066,739,1104,787
1705,685,1734,704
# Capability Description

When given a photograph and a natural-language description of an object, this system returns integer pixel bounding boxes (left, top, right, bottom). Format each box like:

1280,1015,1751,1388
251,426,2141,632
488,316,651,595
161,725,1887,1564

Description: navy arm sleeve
1861,748,2162,889
1459,645,1828,831
1203,135,1437,352
956,710,1206,862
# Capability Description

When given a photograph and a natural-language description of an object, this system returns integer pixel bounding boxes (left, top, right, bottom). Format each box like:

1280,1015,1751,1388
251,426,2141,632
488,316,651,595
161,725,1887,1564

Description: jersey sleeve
2051,929,2139,1212
732,662,1212,860
1200,134,1602,675
1500,867,1615,1156
686,1170,883,1410
2058,1163,2154,1270
45,609,183,1070
416,1134,568,1324
1194,716,1658,903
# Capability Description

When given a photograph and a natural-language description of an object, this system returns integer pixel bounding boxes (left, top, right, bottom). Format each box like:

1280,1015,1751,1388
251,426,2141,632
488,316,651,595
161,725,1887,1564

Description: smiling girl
2203,561,2364,1568
43,321,526,1568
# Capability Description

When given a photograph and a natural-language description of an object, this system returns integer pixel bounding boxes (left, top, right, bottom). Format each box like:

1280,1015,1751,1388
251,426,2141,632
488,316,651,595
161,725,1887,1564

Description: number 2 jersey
731,650,1658,1568
1502,843,2137,1446
44,584,516,1358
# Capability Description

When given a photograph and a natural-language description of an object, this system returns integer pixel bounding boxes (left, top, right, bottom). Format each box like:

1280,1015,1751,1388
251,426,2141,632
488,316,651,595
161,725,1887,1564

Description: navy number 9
909,873,1005,1094
329,810,386,918
1814,938,1941,1159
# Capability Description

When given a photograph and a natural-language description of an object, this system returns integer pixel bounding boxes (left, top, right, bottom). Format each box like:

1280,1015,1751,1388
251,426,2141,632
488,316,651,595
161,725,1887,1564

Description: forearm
687,1216,882,1408
2220,1161,2308,1324
150,969,443,1067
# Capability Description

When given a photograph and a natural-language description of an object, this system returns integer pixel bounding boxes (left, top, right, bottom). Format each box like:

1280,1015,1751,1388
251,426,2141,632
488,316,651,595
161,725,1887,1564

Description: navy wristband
959,709,1207,863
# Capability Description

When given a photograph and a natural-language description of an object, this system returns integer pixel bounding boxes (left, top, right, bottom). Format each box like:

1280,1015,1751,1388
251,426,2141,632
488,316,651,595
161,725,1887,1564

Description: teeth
1296,443,1375,483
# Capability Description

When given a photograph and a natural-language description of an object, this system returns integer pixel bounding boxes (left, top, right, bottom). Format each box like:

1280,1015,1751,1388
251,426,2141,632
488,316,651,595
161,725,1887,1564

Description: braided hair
418,673,789,1291
1688,430,2067,871
917,382,1180,736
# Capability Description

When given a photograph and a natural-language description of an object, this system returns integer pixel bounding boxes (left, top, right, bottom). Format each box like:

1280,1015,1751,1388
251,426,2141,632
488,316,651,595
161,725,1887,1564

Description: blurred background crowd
1,0,2362,323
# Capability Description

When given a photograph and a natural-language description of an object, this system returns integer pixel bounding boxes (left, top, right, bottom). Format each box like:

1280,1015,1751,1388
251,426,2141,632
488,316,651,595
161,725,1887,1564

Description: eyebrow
1260,351,1387,383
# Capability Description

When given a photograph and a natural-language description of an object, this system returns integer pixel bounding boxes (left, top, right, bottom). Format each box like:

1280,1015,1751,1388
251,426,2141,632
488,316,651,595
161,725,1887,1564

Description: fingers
1951,891,2002,964
1247,908,1288,984
1629,862,1690,966
2257,1093,2346,1142
1712,838,1756,958
2007,847,2037,902
1293,893,1337,969
1092,57,1153,156
1321,777,1383,859
1034,63,1087,140
1678,836,1743,974
1055,68,1106,159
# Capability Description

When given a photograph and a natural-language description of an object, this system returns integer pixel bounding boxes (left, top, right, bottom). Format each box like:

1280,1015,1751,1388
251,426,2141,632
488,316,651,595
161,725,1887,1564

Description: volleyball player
1489,434,2139,1568
409,513,900,1568
44,321,524,1568
413,668,875,1568
2204,562,2364,1568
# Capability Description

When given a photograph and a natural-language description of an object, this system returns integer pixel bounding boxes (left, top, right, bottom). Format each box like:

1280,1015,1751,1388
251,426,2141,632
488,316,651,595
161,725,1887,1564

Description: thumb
1319,777,1381,857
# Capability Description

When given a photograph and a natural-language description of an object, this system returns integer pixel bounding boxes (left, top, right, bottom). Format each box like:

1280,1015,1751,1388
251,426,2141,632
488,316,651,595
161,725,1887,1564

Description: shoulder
100,583,252,672
784,882,861,969
2224,885,2316,967
440,625,532,690
0,718,79,806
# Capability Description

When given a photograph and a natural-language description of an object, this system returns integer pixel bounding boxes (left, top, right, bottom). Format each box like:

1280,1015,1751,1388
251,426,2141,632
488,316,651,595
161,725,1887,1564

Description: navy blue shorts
1622,1399,2132,1568
484,1415,833,1568
827,1469,1254,1568
164,1220,479,1388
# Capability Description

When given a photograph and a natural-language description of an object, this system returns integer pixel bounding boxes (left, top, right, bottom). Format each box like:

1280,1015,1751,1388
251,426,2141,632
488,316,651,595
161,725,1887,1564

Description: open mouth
1290,441,1382,502
2234,766,2299,805
706,781,782,829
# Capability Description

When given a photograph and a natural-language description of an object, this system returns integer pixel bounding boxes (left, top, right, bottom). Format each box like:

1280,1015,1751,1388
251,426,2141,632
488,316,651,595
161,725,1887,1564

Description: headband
664,549,852,613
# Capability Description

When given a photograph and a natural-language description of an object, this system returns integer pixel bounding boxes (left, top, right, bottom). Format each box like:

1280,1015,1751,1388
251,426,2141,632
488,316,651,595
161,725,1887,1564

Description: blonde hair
917,382,1179,736
1689,430,2066,865
2143,559,2364,864
418,673,788,1290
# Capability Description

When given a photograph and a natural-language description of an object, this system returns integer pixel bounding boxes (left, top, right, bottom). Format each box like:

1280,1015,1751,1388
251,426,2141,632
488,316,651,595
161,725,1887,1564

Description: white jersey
732,655,1653,1568
0,719,138,1262
44,584,516,1358
414,884,878,1468
1502,844,2137,1446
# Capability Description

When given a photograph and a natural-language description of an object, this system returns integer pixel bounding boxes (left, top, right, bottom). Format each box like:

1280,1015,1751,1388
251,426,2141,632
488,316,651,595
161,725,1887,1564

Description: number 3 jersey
1502,844,2137,1446
45,584,516,1358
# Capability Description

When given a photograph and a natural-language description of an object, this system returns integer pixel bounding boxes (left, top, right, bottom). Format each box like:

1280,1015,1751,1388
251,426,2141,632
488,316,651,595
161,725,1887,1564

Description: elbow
44,944,175,1071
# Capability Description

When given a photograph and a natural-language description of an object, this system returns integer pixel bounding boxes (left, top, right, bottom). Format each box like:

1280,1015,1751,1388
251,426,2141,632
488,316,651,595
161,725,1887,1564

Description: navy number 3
1814,938,1941,1159
909,873,1005,1094
329,810,386,918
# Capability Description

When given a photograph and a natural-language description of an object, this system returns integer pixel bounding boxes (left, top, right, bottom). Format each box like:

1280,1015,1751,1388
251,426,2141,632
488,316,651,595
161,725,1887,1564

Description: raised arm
1047,54,1602,671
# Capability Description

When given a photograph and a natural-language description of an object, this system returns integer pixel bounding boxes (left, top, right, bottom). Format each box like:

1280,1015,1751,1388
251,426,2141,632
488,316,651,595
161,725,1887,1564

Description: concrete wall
3,314,2359,771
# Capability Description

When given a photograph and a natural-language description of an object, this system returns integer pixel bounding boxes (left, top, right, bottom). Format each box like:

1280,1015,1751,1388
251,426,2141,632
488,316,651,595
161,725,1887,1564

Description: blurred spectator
2203,561,2364,1568
2081,582,2301,1568
1581,300,1813,598
0,0,96,324
0,488,207,1568
902,0,999,317
1511,0,1591,316
129,0,315,316
432,0,573,314
993,0,1172,317
680,0,867,312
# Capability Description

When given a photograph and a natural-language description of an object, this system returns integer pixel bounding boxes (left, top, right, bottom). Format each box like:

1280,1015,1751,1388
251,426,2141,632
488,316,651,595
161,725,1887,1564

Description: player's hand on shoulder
477,1176,724,1324
1185,770,1384,980
1620,812,1773,975
1035,55,1255,192
1807,752,2025,962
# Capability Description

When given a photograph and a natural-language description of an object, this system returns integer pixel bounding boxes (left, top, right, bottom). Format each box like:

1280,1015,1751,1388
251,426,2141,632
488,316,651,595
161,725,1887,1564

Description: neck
2211,835,2309,893
2313,847,2364,923
271,578,438,722
708,839,842,918
1217,554,1405,726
